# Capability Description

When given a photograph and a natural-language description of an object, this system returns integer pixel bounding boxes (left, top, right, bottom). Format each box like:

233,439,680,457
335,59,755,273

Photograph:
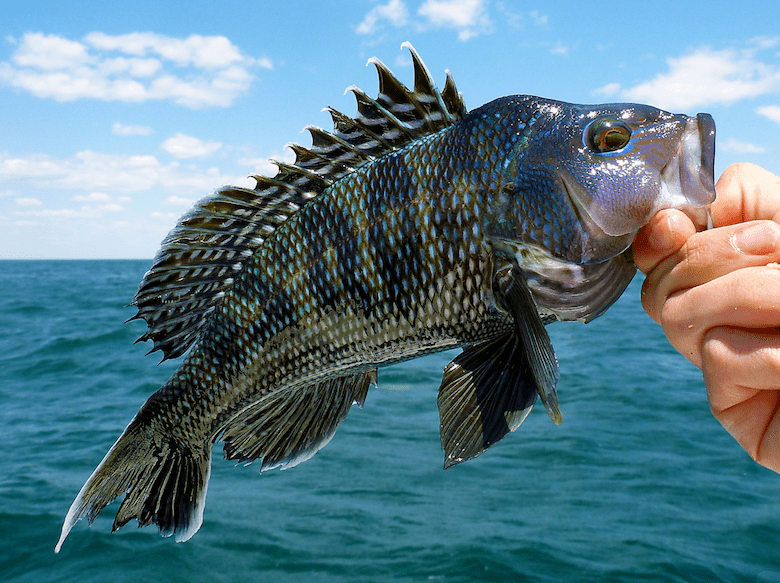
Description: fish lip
658,113,716,231
697,113,716,198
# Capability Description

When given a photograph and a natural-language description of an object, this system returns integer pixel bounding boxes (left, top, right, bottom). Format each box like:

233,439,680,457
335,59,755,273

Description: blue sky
2,0,779,259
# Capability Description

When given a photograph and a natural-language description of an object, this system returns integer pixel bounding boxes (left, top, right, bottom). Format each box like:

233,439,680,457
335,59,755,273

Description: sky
1,0,779,259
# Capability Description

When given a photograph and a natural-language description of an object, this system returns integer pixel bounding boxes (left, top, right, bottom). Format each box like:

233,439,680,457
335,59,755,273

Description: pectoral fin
438,332,537,468
494,264,562,425
437,265,563,468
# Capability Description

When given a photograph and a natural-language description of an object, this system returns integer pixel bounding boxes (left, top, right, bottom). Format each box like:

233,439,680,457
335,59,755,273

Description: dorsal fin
130,184,314,359
131,43,467,360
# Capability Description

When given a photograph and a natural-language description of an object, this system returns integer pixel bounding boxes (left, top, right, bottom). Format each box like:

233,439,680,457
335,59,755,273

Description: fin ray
438,333,537,468
131,43,466,360
494,264,561,425
55,411,211,552
221,370,376,470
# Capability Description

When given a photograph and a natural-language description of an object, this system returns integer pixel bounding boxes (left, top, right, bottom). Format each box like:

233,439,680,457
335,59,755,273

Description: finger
712,163,780,227
659,265,780,368
701,327,780,473
633,209,696,275
702,327,780,411
635,164,780,296
640,220,780,324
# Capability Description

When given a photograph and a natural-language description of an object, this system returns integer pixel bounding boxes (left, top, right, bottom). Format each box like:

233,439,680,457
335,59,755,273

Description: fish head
489,98,716,265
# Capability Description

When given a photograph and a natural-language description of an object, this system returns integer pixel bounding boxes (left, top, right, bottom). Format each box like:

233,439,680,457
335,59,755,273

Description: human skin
633,163,780,473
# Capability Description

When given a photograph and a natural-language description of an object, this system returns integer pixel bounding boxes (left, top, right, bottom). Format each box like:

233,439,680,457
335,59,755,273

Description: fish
55,42,716,552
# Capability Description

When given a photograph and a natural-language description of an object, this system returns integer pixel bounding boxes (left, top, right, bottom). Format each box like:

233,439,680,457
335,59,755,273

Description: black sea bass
56,43,716,551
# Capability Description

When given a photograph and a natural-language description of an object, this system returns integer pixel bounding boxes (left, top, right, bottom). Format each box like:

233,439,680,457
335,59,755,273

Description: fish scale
56,43,716,551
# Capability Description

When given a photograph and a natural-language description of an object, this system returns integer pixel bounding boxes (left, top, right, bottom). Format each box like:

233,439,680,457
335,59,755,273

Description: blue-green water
1,260,778,582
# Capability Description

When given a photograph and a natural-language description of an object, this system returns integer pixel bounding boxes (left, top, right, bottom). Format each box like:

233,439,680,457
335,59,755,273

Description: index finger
712,163,780,227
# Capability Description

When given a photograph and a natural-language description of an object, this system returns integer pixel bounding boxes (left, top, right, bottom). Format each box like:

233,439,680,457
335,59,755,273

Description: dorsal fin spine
132,43,467,360
325,107,396,154
373,57,439,132
272,161,334,188
250,175,311,201
349,86,421,140
302,125,379,171
289,143,355,177
307,123,376,161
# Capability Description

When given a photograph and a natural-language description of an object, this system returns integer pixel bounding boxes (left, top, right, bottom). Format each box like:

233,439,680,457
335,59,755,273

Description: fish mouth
658,112,716,230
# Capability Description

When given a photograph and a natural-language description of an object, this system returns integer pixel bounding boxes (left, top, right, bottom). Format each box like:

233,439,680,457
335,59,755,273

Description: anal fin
438,332,537,468
221,369,375,471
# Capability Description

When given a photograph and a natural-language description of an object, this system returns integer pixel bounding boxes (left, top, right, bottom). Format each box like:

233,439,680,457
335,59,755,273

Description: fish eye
586,119,632,153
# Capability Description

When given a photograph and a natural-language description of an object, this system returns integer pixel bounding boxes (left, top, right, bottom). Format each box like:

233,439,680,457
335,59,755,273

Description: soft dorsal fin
130,184,313,359
131,43,467,360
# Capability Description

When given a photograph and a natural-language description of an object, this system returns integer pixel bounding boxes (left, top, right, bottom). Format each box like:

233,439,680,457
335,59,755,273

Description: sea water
1,260,778,582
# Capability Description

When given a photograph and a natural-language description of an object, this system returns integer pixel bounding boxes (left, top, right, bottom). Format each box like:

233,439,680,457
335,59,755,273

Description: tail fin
55,414,211,553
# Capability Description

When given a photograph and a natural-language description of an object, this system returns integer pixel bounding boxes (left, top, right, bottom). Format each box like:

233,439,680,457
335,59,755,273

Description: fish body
56,44,716,551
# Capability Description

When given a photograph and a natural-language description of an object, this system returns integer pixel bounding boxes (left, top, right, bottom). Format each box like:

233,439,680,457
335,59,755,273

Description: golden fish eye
586,120,632,153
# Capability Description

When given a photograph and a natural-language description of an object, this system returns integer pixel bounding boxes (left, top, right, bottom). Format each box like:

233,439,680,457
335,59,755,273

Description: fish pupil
600,128,629,151
587,119,632,153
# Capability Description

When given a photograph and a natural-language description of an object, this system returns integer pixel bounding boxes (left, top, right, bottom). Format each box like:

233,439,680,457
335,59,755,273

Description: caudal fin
55,414,211,553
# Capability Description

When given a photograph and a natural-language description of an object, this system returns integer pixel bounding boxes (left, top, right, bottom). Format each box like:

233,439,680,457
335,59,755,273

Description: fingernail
731,222,780,255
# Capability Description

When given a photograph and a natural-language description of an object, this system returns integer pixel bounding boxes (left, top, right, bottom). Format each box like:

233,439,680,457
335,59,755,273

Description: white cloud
0,150,235,196
12,33,90,70
15,197,43,206
112,122,154,136
749,36,780,49
593,82,621,98
15,207,78,218
161,134,222,159
719,138,765,154
356,0,491,41
164,195,195,207
84,32,249,70
238,156,278,177
73,191,112,202
0,146,258,259
418,0,492,41
529,10,548,26
357,0,409,35
14,192,127,219
0,32,271,108
606,46,780,111
757,104,780,123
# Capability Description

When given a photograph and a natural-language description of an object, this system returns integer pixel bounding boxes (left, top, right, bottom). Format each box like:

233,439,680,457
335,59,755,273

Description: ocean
1,259,778,583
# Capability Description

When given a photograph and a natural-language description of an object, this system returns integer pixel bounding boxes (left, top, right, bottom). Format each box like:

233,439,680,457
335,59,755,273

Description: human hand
633,163,780,473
